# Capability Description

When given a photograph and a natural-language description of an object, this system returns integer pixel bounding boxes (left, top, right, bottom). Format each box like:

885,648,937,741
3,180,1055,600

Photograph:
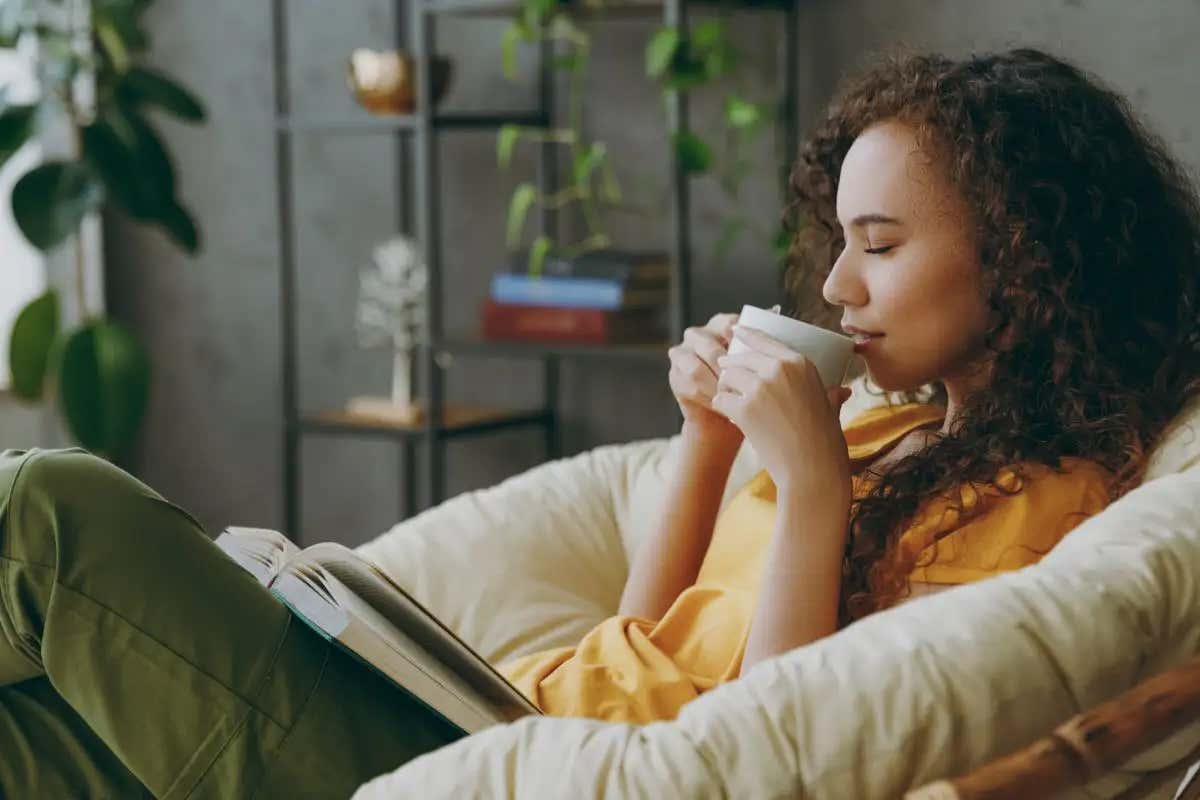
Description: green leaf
548,15,582,41
703,39,736,79
12,161,105,250
82,109,176,219
506,182,537,248
572,142,606,187
95,19,130,73
672,132,711,174
692,21,721,50
599,159,622,203
771,226,792,260
118,66,206,122
552,53,583,73
9,290,60,401
528,235,551,278
725,94,761,129
645,28,680,79
713,217,744,265
160,202,200,254
497,124,520,169
0,104,36,170
58,319,150,460
501,22,524,82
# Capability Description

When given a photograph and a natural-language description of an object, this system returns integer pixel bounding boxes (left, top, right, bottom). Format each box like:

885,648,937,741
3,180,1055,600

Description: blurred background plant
646,13,791,268
0,0,205,461
496,0,622,276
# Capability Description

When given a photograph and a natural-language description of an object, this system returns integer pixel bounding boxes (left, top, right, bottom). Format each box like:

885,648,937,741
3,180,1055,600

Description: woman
2,47,1197,798
497,46,1199,718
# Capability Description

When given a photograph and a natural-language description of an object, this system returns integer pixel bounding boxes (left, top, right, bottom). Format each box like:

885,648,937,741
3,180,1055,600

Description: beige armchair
349,377,1200,798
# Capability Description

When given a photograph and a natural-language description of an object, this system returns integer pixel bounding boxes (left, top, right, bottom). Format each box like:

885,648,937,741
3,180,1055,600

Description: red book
481,299,665,345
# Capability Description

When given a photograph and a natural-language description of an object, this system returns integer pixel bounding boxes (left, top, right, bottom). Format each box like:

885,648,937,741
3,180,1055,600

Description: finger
716,349,776,379
685,327,731,368
709,312,739,338
672,348,720,388
730,325,796,359
711,384,742,423
716,363,757,398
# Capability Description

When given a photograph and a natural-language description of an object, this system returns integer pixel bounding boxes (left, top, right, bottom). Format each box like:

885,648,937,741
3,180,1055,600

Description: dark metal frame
270,0,799,542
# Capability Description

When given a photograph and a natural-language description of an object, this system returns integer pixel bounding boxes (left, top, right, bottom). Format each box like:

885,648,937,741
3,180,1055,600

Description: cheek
870,255,988,370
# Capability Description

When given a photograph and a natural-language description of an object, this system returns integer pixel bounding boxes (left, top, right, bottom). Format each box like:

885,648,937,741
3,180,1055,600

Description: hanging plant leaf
572,142,606,187
0,104,36,169
160,201,200,253
82,108,179,225
645,28,681,79
599,159,622,203
12,161,105,251
506,182,537,248
528,234,551,278
58,319,150,460
117,66,207,122
725,94,762,129
497,124,520,169
9,290,60,401
500,22,527,82
672,132,711,174
95,19,131,74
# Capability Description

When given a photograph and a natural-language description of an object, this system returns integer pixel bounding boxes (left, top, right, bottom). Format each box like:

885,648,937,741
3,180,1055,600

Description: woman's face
822,119,992,395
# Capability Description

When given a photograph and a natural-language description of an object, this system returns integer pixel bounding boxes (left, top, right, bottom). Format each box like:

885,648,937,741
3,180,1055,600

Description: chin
862,361,936,396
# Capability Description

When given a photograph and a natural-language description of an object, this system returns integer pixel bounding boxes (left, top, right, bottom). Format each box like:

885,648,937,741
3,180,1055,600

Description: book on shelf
214,526,540,735
490,273,668,311
506,249,670,285
481,298,665,345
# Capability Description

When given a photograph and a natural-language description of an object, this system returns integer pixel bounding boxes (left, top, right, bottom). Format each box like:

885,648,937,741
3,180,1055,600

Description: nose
822,247,867,308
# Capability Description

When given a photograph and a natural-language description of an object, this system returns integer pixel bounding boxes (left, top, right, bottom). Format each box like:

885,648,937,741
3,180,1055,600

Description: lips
841,323,884,342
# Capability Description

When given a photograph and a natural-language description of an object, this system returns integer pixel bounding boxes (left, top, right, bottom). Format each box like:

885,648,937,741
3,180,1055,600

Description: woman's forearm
739,486,850,676
617,424,742,621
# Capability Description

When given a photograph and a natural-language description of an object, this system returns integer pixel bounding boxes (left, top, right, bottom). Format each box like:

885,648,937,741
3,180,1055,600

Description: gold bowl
346,49,453,115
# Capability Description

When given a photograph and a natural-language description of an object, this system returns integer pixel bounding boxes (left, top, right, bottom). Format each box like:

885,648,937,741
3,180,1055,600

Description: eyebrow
843,213,904,228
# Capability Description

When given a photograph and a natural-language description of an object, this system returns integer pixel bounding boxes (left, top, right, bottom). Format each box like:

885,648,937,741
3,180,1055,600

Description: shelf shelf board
423,0,793,16
437,336,670,360
424,0,661,17
277,111,549,135
298,404,552,440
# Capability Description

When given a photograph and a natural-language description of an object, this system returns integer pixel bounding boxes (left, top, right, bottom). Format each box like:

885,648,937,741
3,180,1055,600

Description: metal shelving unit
271,0,798,542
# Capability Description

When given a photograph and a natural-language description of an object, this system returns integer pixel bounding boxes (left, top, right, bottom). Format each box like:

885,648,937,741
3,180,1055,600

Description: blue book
490,274,668,310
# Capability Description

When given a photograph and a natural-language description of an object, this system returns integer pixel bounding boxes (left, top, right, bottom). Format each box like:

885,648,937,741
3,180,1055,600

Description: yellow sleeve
906,459,1112,585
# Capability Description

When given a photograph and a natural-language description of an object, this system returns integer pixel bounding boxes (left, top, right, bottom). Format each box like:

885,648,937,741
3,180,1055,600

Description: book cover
482,299,665,345
490,274,668,310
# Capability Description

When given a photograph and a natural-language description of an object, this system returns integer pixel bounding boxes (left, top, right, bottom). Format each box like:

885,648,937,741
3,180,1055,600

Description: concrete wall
100,0,1200,546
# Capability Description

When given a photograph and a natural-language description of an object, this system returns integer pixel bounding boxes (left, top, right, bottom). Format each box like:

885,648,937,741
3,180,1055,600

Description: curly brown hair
781,47,1200,625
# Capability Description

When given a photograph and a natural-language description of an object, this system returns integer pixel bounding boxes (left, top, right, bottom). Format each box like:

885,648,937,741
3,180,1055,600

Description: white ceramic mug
727,304,854,389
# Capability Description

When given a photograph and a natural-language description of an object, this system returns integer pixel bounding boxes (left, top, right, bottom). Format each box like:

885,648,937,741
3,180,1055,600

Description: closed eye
865,245,896,255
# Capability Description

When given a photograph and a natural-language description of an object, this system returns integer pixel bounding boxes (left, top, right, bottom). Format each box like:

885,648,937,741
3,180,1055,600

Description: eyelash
864,245,895,255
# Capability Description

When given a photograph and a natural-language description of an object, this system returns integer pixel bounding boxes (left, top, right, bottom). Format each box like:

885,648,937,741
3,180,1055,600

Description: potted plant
0,0,205,462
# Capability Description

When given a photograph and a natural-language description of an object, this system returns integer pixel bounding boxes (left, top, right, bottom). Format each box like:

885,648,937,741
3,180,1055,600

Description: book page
271,571,493,734
214,527,301,586
290,543,539,721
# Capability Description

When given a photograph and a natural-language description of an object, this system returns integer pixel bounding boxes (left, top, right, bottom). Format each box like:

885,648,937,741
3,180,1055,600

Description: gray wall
100,0,1200,546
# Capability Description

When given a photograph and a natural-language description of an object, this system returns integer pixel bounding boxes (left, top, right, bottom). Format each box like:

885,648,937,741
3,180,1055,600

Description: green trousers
0,448,464,798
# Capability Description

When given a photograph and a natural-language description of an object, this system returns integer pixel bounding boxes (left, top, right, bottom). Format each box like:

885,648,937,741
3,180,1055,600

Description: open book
214,526,540,735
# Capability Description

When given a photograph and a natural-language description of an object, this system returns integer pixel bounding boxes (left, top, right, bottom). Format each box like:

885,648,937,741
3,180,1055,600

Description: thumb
827,385,852,409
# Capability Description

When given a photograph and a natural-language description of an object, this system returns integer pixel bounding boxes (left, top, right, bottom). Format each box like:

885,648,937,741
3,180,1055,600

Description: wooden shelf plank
437,336,670,360
276,111,548,135
299,404,552,439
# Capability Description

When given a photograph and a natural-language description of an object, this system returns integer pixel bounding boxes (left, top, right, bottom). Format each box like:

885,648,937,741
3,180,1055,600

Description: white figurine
350,235,429,424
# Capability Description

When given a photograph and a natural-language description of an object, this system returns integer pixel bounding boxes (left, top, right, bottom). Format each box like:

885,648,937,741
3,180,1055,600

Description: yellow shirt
498,403,1112,724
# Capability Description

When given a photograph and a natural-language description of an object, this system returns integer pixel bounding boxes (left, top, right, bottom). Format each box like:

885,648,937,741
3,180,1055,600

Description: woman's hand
668,312,744,450
714,325,853,500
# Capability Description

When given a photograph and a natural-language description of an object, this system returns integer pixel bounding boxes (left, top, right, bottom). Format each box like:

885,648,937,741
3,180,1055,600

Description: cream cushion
351,376,1200,798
